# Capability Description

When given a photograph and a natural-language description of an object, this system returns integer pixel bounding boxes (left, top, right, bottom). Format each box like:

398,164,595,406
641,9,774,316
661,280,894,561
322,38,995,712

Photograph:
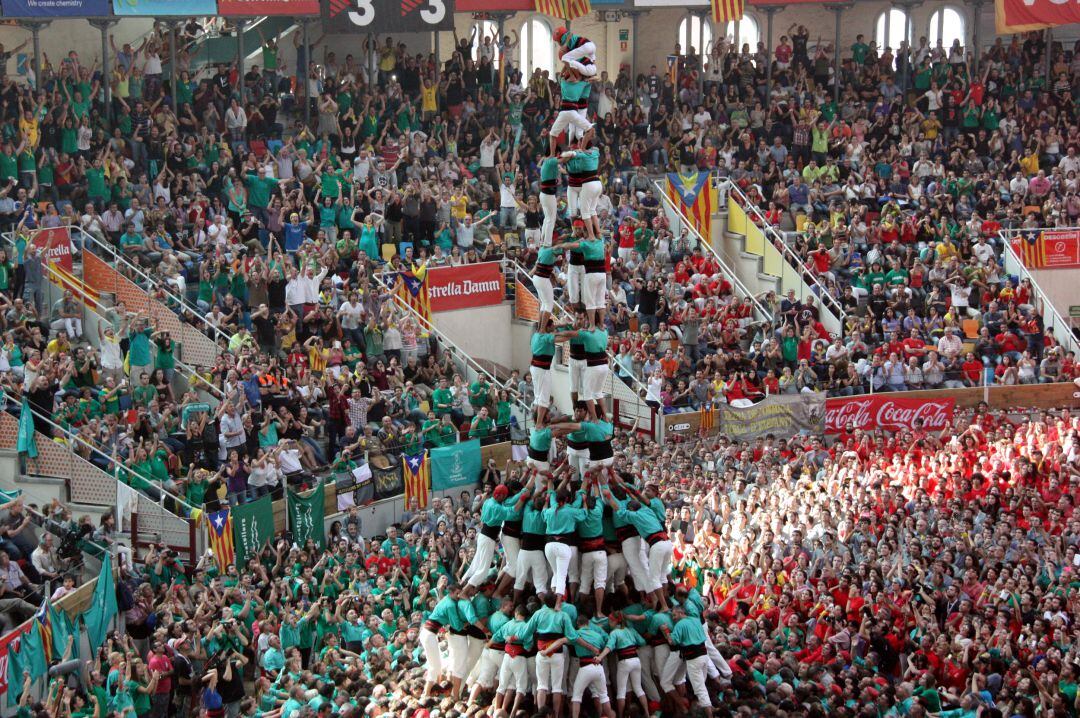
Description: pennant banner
288,482,326,549
231,495,274,566
430,439,482,491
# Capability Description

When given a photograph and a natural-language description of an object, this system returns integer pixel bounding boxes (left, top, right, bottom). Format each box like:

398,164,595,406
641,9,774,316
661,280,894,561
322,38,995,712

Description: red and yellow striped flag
536,0,591,21
699,406,716,432
712,0,743,23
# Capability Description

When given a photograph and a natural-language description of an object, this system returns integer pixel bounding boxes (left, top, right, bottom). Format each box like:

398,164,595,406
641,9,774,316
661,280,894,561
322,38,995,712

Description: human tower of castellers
416,28,726,718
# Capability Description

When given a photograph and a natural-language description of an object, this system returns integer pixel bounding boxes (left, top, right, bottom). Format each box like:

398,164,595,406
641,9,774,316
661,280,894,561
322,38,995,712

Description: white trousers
539,191,558,246
620,536,651,592
578,180,603,220
463,534,498,587
551,108,593,139
606,551,627,591
501,535,520,578
567,185,581,220
578,549,607,593
584,272,606,311
497,654,529,694
536,649,565,693
567,263,585,304
568,356,586,393
515,548,550,591
638,644,662,702
615,656,646,699
562,41,597,76
545,541,574,596
531,365,553,409
572,662,609,703
584,363,608,401
684,655,713,707
646,539,674,593
448,633,471,679
534,275,555,314
419,627,443,683
469,647,503,689
567,447,589,481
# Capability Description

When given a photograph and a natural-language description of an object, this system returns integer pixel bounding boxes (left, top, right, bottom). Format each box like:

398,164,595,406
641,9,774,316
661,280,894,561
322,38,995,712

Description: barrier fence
658,381,1080,442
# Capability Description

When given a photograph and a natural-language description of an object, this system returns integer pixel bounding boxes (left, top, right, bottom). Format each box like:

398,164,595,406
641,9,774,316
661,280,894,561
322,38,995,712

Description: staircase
0,394,198,560
652,179,775,325
715,180,846,336
76,229,230,368
503,260,657,437
374,270,534,429
164,16,299,76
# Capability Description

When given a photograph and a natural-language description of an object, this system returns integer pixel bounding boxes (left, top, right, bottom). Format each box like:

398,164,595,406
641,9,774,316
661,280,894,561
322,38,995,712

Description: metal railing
71,226,235,346
652,179,775,324
4,389,198,521
502,257,656,405
373,269,534,424
0,231,224,405
719,179,847,326
998,228,1080,359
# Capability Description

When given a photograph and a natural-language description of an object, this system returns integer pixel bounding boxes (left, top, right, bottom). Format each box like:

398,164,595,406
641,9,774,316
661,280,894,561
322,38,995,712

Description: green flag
6,629,25,707
18,623,46,682
430,439,482,491
49,604,76,662
232,494,274,566
82,557,118,652
287,482,325,550
16,397,37,459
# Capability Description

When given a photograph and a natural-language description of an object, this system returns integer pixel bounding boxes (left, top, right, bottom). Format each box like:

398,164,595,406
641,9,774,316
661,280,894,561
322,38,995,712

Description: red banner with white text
30,226,73,273
996,0,1080,33
427,262,505,312
825,395,955,434
1010,229,1080,269
218,0,319,14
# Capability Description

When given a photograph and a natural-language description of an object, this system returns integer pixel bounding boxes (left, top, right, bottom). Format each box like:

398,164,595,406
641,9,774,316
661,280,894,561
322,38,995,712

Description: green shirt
86,167,107,198
245,174,278,209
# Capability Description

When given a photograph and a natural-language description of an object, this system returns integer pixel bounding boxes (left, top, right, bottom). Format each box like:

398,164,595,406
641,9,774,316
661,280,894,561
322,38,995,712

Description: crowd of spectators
0,12,1077,718
3,402,1078,718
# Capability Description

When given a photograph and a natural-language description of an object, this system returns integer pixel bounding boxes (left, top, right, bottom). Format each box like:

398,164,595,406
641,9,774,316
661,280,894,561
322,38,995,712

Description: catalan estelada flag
712,0,743,23
34,599,53,666
207,508,235,571
396,263,432,326
403,451,430,509
536,0,591,20
666,171,718,244
666,54,679,86
1012,231,1048,268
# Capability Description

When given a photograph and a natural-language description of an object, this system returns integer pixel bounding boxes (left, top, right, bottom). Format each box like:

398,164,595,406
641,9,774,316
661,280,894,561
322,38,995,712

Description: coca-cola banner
825,395,956,434
427,262,505,313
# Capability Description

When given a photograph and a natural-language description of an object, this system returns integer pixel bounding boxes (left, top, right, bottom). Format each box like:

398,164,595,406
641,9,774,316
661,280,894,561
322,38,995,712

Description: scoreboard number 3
347,0,447,26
